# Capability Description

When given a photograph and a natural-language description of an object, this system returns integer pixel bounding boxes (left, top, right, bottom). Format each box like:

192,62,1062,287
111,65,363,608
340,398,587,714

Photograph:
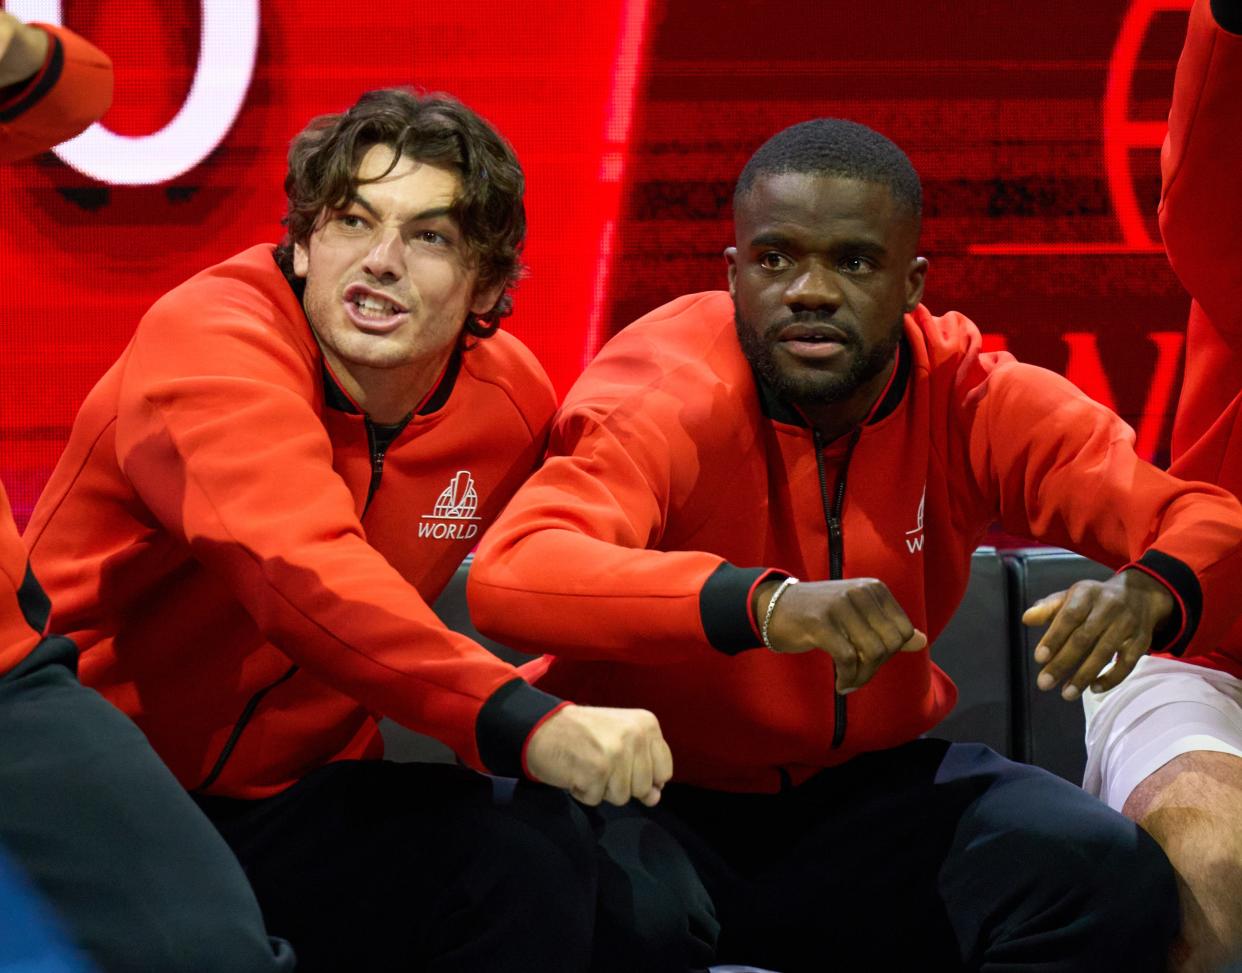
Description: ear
292,241,310,279
904,256,928,312
470,280,506,318
724,246,738,299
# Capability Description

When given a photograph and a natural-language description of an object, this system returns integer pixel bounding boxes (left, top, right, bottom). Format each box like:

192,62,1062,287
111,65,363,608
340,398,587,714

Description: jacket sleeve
470,401,774,663
1160,0,1242,463
0,23,112,164
113,290,563,778
961,358,1242,657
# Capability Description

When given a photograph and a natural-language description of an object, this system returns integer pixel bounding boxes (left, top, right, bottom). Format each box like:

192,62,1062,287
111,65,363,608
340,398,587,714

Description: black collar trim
753,335,912,429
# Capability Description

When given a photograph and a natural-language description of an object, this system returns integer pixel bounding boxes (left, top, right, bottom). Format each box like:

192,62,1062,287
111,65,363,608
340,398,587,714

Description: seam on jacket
23,415,119,554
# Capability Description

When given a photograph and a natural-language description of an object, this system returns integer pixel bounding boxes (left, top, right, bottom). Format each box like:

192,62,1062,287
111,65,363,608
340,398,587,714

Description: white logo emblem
905,486,925,554
418,471,481,540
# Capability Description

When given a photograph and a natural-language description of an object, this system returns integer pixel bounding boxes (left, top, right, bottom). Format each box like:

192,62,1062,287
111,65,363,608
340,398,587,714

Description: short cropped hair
735,118,922,228
275,88,525,338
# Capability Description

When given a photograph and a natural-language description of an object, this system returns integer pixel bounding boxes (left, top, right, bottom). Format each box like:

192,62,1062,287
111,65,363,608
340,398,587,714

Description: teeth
352,294,397,318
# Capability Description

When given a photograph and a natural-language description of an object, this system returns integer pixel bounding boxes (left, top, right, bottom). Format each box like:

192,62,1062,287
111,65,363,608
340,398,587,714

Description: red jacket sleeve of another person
0,22,112,163
0,21,111,677
1160,0,1242,463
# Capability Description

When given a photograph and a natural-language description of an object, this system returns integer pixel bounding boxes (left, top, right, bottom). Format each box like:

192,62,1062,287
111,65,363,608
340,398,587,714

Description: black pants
195,760,601,973
591,739,1179,972
0,637,294,973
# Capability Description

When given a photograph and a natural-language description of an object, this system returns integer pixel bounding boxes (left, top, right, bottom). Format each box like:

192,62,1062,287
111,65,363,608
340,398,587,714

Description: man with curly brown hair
25,88,673,971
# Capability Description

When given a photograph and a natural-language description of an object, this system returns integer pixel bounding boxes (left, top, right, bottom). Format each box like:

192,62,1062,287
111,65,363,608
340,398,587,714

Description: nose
362,227,404,284
784,260,842,315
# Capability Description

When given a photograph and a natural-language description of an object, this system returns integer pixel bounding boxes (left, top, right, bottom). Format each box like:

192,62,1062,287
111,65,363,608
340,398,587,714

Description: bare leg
1124,751,1242,973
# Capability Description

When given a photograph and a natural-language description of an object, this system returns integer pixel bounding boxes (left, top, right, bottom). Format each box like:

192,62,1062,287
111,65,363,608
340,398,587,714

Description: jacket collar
753,334,912,430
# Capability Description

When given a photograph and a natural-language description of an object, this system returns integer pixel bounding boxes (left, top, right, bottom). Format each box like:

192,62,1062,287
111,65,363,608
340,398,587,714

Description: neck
324,345,453,424
797,355,896,442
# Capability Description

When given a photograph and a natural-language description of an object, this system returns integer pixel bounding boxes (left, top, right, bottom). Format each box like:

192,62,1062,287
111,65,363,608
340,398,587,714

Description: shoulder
458,329,557,437
132,245,319,387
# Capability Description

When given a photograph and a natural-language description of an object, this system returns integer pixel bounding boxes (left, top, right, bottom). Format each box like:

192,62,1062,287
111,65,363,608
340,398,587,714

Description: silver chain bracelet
760,575,799,651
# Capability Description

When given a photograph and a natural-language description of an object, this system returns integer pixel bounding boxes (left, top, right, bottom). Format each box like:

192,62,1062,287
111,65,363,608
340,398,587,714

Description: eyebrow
749,231,889,258
345,193,456,225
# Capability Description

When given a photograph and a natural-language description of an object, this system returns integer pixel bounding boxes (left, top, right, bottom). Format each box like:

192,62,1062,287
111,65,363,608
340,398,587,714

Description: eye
840,255,875,274
757,251,791,271
415,229,450,246
335,212,369,231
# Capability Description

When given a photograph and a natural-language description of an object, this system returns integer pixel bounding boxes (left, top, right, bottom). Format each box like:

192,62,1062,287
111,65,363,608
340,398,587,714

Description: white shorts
1082,655,1242,812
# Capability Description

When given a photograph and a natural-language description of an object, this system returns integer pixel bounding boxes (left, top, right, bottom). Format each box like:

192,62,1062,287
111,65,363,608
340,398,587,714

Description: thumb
1022,592,1066,627
899,629,928,652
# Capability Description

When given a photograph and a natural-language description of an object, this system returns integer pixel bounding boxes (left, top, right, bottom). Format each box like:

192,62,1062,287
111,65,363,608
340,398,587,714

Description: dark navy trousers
591,738,1178,972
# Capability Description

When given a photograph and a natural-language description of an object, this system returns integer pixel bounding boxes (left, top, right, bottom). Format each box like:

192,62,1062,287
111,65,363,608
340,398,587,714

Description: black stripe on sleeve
700,562,768,655
0,35,65,124
476,677,564,778
17,563,51,636
1136,549,1202,657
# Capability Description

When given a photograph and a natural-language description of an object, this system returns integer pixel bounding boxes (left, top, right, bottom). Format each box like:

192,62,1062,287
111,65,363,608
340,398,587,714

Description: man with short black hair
470,116,1242,970
26,87,673,970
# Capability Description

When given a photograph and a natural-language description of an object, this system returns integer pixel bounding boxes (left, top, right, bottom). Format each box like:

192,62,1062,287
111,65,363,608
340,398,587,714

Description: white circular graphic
8,0,259,185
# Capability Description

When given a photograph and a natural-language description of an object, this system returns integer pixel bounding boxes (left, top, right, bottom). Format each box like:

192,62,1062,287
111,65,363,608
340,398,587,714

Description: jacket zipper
812,428,852,750
195,416,394,793
364,418,388,513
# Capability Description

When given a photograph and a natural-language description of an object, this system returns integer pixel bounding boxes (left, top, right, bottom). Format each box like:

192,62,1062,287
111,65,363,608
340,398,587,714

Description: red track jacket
25,246,565,798
470,293,1242,793
1158,0,1242,678
1,23,111,676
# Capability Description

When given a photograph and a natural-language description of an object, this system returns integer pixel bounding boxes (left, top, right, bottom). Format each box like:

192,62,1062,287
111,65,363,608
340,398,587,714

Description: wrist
759,576,799,651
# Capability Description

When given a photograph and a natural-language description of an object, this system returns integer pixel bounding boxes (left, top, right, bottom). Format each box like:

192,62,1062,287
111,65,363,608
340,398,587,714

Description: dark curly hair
274,88,525,338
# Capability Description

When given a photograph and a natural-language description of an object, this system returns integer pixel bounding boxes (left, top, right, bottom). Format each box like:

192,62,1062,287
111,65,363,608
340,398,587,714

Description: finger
1037,595,1120,691
898,629,928,652
1090,635,1151,694
603,749,634,807
1057,615,1133,701
1022,591,1067,629
571,779,605,806
812,624,860,691
650,738,674,790
1031,586,1097,672
640,787,663,808
848,584,912,652
630,741,654,802
832,605,890,688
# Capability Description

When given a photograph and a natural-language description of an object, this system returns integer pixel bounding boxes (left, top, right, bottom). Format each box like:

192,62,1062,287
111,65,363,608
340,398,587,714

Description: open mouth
775,323,850,360
342,284,408,333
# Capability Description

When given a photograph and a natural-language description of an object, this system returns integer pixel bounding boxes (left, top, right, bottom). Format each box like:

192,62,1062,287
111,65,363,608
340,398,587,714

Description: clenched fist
525,704,673,807
755,576,927,693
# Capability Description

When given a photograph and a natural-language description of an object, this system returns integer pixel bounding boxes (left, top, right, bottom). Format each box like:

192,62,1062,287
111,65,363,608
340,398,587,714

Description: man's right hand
525,704,673,808
756,577,927,692
0,14,50,90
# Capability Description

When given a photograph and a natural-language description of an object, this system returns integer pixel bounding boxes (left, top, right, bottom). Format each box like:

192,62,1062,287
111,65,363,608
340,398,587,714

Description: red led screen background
0,0,1194,530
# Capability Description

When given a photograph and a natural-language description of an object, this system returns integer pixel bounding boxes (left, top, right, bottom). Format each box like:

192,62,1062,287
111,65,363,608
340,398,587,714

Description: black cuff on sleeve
700,562,768,655
1211,0,1242,35
0,34,64,123
1136,550,1202,657
476,677,564,778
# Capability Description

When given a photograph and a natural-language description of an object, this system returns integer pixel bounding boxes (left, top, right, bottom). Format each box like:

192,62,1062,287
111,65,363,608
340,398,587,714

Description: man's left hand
0,14,49,90
1021,569,1175,701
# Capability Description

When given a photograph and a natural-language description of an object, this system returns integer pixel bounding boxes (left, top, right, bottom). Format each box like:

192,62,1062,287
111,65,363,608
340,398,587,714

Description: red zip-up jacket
1157,0,1242,678
470,292,1242,793
24,245,566,798
1,22,111,676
